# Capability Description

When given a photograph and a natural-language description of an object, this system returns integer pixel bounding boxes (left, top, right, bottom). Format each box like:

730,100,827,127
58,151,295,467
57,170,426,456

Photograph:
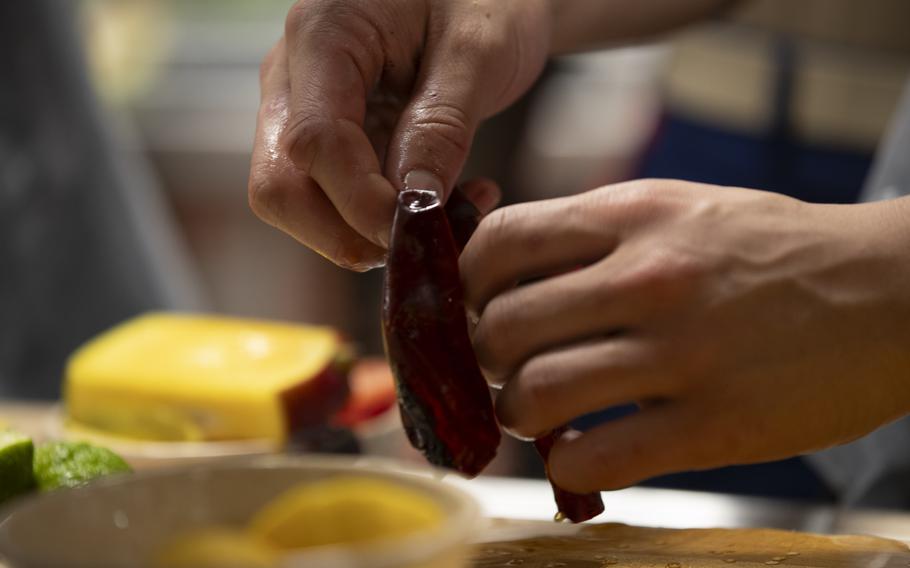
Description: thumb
386,40,490,200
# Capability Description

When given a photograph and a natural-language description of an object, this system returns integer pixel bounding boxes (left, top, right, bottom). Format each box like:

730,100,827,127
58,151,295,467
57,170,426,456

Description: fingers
547,403,711,493
460,180,693,312
471,251,648,380
252,168,387,271
282,4,399,247
495,337,667,438
249,39,385,270
460,195,621,314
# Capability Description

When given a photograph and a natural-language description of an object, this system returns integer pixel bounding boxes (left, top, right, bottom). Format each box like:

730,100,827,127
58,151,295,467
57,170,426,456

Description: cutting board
471,521,910,567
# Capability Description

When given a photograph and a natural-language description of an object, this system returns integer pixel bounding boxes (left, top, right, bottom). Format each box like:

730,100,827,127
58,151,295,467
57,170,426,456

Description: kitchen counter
452,475,910,544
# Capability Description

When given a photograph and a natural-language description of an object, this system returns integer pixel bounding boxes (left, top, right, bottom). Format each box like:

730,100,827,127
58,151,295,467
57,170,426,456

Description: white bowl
0,455,481,568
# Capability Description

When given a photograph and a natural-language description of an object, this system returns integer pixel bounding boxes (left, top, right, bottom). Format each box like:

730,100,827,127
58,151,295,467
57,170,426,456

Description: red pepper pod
382,189,500,477
534,426,605,523
444,185,484,253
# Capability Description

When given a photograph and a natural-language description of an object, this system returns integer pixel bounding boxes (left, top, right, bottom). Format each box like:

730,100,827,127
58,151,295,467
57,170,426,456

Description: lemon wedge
249,476,443,550
156,528,276,568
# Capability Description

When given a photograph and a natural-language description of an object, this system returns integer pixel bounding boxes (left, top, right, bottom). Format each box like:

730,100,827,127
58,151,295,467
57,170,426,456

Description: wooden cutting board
471,521,910,567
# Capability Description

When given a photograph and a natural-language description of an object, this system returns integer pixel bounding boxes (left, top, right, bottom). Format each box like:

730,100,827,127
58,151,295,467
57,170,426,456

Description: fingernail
557,428,583,443
328,243,388,272
404,169,445,197
502,425,538,442
351,258,387,272
344,251,387,272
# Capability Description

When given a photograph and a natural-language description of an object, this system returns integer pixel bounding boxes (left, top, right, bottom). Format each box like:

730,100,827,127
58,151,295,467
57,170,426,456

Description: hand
248,0,550,270
460,179,910,493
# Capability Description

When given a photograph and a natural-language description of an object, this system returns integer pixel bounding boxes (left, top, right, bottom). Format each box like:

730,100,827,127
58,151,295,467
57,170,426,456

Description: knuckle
461,207,517,291
449,25,508,64
473,295,519,376
442,26,484,58
595,178,670,223
478,208,508,244
285,0,389,92
477,206,517,248
638,254,695,298
247,168,284,226
285,1,381,71
472,321,505,378
285,0,338,39
626,177,665,195
409,101,474,157
618,249,707,314
280,112,324,168
621,180,663,212
515,357,559,419
455,21,484,47
284,0,313,38
471,321,496,373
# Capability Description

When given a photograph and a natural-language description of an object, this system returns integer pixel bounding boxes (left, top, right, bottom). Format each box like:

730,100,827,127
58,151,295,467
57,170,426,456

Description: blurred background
80,0,360,329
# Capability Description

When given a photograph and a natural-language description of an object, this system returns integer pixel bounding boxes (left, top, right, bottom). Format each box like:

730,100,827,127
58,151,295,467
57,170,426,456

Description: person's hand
460,179,910,493
248,0,550,270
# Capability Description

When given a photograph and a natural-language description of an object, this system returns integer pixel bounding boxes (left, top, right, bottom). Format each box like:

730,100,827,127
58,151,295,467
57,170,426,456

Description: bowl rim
46,402,403,461
0,454,482,568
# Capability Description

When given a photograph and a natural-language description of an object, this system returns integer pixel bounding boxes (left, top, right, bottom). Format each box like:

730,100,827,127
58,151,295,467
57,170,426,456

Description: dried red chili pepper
443,185,483,252
383,186,604,522
534,426,605,523
382,188,500,477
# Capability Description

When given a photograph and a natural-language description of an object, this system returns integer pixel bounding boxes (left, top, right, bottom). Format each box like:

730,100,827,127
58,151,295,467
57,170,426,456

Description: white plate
44,406,278,469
